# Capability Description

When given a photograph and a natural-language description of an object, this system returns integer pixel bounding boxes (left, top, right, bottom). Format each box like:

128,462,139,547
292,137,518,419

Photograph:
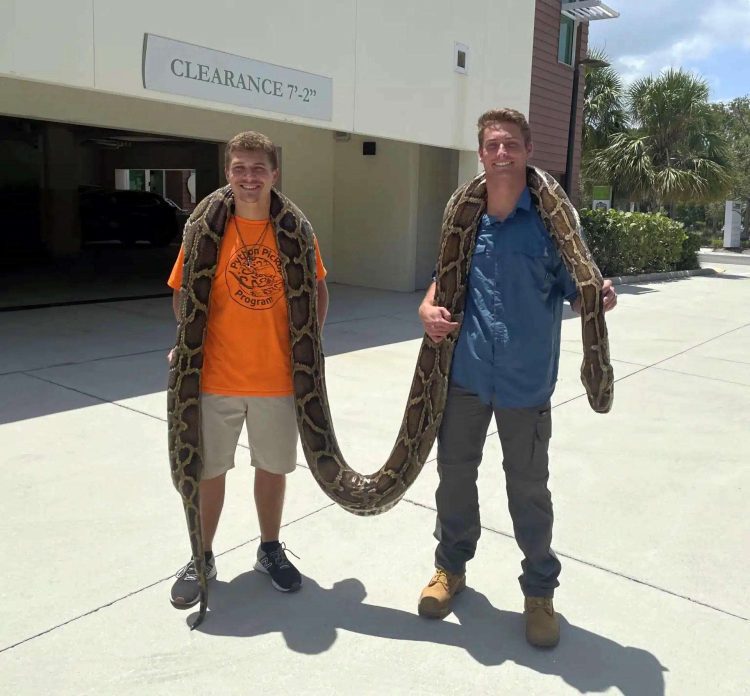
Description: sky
587,0,750,102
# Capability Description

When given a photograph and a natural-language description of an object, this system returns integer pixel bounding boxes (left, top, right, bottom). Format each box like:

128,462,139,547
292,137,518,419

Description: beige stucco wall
0,0,537,284
1,0,535,150
332,135,420,291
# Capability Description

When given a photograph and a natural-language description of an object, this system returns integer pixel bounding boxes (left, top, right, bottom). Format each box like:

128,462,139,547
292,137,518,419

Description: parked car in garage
163,196,191,230
79,187,180,246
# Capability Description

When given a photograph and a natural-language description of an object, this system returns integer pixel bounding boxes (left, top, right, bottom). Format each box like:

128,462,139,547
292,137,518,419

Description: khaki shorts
200,393,299,479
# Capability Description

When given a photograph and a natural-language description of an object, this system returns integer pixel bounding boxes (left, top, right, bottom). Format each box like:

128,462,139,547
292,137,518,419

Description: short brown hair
477,108,532,147
224,131,278,170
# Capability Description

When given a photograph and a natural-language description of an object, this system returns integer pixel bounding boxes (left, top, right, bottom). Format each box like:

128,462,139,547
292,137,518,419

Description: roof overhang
561,1,619,22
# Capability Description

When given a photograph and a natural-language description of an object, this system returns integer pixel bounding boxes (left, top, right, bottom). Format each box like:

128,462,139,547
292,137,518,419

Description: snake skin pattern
167,166,614,628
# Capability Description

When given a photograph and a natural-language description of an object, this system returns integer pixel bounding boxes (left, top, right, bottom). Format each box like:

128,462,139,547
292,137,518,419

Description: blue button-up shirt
450,187,578,408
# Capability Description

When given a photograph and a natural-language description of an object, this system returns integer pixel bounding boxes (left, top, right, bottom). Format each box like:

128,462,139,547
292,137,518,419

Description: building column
41,124,80,257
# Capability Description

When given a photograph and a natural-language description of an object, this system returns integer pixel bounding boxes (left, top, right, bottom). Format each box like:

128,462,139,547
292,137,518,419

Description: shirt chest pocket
507,234,554,292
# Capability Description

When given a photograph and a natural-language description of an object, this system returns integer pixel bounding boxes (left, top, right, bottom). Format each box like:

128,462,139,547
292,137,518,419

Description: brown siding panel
528,0,588,203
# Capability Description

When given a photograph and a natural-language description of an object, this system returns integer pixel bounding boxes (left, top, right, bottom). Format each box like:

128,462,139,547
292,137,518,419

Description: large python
167,165,614,628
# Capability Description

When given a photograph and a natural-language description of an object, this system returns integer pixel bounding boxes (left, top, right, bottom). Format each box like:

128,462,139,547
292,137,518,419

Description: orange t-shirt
168,216,327,397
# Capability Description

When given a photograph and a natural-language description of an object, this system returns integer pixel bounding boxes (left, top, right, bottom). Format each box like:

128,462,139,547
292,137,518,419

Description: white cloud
591,0,750,86
701,1,750,48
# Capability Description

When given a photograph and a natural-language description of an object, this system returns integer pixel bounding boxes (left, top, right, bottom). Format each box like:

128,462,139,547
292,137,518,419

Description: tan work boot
524,596,560,647
418,568,466,619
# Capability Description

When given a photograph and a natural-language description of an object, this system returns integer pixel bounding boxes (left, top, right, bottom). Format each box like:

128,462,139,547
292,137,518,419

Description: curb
606,268,716,286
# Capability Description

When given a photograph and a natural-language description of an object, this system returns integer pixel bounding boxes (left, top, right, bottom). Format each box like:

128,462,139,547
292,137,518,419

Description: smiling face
478,121,533,183
225,149,278,210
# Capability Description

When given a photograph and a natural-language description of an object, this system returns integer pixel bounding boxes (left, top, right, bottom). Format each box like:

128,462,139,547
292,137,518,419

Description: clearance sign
142,34,333,121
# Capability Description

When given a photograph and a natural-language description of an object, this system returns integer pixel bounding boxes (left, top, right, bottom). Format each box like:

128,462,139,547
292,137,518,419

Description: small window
558,16,576,65
454,42,469,75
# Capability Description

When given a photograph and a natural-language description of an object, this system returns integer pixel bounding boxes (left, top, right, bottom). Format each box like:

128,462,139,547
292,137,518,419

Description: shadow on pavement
704,273,750,281
193,573,666,696
0,284,425,423
0,243,179,310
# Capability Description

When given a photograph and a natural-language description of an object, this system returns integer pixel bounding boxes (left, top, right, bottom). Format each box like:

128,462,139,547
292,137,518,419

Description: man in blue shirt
417,108,617,648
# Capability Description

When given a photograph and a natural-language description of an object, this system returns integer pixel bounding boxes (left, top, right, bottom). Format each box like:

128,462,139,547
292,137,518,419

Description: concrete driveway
1,261,748,695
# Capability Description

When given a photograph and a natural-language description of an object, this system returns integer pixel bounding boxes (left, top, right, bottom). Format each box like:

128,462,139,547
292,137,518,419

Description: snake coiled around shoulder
167,166,614,628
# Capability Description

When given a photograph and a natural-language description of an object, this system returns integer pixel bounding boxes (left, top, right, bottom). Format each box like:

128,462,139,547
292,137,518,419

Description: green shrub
710,237,723,249
579,209,689,276
675,231,702,270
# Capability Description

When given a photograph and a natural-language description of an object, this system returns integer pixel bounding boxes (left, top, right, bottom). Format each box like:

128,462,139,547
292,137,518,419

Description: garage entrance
0,116,222,309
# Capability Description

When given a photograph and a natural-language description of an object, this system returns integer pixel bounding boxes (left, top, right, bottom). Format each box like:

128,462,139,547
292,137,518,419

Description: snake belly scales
167,166,614,628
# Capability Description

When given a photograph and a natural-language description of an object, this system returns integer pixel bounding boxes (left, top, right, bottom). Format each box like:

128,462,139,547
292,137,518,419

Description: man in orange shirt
168,131,328,608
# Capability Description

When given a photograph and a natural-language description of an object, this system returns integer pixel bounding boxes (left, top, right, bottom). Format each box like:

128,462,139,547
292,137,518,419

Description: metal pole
563,22,584,196
563,66,580,194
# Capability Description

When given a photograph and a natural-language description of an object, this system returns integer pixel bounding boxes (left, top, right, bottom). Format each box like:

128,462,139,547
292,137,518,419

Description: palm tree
588,69,730,209
583,48,627,151
581,48,627,203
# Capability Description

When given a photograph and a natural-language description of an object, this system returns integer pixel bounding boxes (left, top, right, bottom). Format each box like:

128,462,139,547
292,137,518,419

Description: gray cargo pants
434,385,561,597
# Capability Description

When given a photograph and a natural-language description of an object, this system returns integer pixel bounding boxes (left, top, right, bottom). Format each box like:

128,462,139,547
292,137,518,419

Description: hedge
579,209,700,276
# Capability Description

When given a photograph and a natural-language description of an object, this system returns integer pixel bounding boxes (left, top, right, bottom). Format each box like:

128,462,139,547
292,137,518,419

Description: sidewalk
1,264,748,695
698,246,750,266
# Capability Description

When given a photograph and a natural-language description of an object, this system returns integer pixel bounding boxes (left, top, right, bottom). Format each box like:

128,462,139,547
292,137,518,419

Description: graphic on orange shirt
226,244,285,310
167,215,326,397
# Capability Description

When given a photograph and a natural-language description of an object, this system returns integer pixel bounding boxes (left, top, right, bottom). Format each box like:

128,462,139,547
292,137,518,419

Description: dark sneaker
254,543,302,592
170,553,217,609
